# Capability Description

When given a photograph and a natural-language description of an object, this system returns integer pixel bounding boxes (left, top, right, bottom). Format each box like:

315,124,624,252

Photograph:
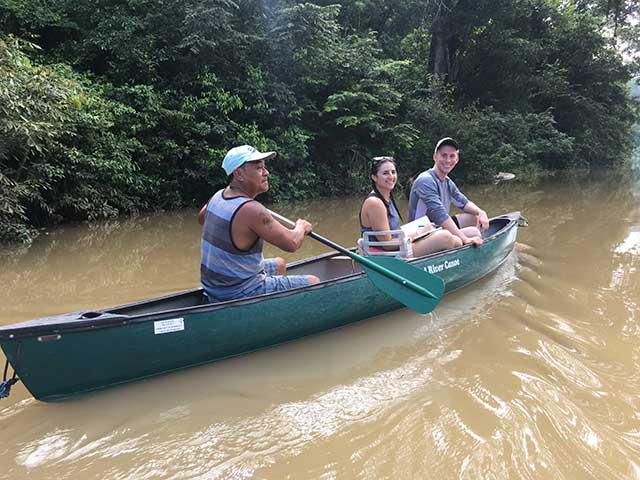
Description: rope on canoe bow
1,343,21,399
0,359,19,399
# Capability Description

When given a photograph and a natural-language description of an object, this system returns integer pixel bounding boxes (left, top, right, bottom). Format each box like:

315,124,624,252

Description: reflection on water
1,170,640,479
615,230,640,255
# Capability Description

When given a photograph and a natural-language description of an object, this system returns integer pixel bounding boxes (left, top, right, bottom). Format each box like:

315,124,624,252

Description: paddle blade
362,256,445,314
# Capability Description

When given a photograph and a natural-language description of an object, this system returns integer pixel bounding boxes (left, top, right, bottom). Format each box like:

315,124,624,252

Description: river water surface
1,169,640,479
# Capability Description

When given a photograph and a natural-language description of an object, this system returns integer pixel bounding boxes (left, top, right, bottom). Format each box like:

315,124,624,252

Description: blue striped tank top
200,190,265,301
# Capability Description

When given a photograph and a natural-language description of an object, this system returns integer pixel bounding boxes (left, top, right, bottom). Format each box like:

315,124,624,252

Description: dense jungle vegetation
1,0,638,243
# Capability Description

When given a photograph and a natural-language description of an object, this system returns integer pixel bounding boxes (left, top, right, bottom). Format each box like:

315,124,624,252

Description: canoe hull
0,213,520,401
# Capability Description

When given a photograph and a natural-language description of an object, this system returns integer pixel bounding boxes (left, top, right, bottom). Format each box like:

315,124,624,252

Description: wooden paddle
269,210,445,314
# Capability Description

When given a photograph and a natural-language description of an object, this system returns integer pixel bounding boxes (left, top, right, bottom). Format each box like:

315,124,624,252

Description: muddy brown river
1,169,640,479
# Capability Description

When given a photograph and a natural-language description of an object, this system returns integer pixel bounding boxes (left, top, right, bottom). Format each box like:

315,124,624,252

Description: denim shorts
246,258,312,296
263,258,279,276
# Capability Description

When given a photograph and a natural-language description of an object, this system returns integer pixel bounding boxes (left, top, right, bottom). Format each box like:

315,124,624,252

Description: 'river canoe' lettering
425,258,460,274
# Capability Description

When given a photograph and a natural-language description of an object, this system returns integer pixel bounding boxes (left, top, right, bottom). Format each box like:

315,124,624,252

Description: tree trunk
427,1,458,81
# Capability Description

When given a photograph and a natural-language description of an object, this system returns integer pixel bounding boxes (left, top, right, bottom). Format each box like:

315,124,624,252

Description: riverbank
1,161,638,252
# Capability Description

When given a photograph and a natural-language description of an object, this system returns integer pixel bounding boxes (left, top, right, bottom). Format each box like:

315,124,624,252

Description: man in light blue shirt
408,138,488,246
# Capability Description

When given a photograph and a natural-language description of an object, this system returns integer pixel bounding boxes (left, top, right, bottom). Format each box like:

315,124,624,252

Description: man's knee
462,226,481,238
438,230,462,249
448,233,463,248
307,275,320,285
457,213,478,229
275,257,286,275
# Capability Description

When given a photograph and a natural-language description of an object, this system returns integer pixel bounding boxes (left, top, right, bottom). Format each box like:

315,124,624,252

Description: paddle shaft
268,210,438,300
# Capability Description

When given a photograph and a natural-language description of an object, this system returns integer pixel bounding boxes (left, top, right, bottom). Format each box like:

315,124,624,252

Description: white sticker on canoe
154,318,184,334
424,258,460,274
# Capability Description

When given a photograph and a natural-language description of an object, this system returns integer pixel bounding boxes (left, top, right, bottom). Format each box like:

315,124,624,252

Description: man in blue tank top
407,137,488,246
199,145,319,302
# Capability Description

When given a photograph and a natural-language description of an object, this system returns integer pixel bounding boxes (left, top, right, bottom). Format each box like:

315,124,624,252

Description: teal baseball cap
222,145,276,175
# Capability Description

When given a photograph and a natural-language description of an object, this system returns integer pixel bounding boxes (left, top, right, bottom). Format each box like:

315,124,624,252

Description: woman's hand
418,223,435,234
406,223,434,241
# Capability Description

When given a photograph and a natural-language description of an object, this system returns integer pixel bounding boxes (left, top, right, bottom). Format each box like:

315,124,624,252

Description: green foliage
0,171,38,243
0,0,69,35
453,0,635,166
0,36,69,242
0,0,637,244
452,108,575,181
0,35,144,243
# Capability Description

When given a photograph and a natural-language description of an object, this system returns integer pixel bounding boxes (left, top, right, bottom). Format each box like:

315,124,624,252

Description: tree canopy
0,0,637,243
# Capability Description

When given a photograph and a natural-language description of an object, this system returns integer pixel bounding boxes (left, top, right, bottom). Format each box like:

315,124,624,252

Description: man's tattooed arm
259,207,274,231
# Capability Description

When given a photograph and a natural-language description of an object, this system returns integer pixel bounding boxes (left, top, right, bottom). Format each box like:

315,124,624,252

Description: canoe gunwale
0,212,520,340
0,273,361,339
406,212,519,268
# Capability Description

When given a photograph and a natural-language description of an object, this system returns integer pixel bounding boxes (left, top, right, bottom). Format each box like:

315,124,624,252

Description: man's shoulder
206,189,224,206
232,199,269,237
414,169,438,188
416,169,433,179
235,199,263,218
443,175,460,189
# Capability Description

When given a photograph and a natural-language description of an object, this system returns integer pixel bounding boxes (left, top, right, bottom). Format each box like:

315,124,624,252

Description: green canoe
0,212,521,401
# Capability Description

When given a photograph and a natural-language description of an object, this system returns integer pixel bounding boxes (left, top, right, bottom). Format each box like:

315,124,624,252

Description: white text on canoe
423,258,460,274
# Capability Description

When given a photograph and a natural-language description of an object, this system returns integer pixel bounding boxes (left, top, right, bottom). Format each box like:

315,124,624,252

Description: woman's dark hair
370,156,403,222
